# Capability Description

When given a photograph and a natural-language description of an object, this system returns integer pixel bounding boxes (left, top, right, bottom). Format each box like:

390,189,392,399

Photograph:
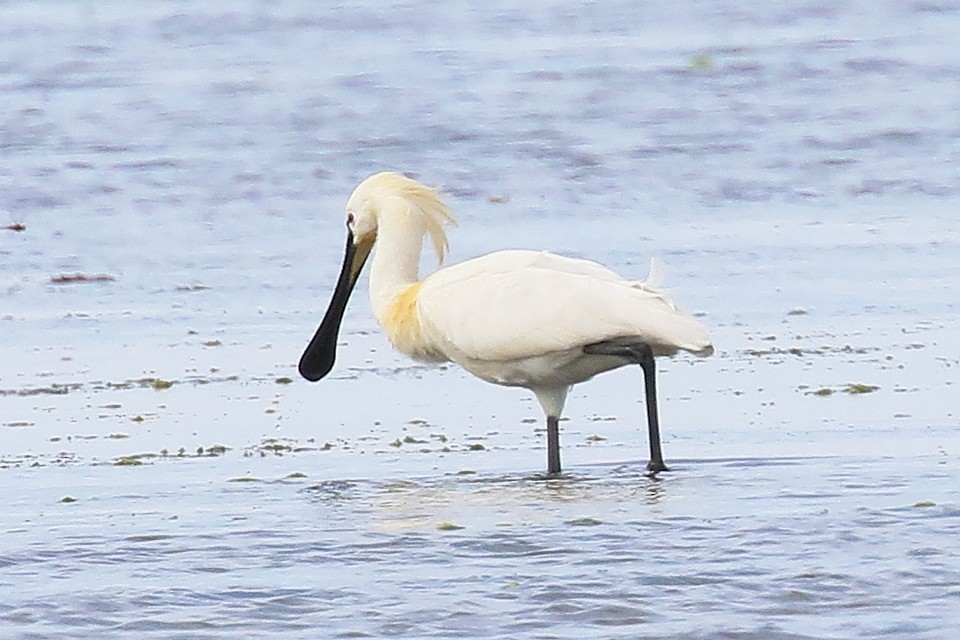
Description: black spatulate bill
298,231,363,381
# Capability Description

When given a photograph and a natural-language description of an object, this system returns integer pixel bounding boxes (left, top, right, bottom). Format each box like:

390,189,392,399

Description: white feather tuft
641,257,668,291
354,172,457,264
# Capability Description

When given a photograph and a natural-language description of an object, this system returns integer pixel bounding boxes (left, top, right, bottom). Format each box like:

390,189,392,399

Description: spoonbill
299,172,713,475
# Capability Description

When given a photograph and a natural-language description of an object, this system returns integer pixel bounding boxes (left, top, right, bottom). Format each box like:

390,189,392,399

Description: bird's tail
640,257,667,291
634,258,714,356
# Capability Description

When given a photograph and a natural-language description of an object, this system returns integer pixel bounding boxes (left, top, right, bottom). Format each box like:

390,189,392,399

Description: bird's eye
346,213,354,225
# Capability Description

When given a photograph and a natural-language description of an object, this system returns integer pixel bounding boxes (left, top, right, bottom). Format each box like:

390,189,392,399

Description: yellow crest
352,172,458,263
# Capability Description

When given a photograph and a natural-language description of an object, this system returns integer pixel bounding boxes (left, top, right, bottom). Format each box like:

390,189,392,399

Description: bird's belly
456,348,630,390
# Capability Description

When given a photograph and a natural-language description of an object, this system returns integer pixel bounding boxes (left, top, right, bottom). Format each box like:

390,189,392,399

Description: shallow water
2,0,959,638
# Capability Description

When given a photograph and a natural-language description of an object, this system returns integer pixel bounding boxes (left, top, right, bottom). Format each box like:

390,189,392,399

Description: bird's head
298,172,455,382
345,171,456,264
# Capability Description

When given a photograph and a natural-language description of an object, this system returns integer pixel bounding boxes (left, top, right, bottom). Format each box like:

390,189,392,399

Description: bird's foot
645,459,670,476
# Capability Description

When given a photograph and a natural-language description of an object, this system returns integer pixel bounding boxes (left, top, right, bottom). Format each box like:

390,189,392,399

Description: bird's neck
368,210,426,322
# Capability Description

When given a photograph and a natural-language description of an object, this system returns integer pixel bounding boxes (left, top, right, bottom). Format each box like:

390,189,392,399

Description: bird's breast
379,281,449,363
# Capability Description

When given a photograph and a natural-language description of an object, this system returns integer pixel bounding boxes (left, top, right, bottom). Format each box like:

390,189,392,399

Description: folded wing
416,250,712,362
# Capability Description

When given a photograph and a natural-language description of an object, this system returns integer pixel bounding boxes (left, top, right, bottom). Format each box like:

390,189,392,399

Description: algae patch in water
154,445,227,458
275,377,293,385
689,54,714,70
745,346,806,357
59,496,78,503
914,500,936,508
244,438,304,456
808,383,879,396
843,383,880,394
115,456,143,466
49,272,116,284
1,383,83,397
437,522,465,531
150,379,174,391
566,517,603,527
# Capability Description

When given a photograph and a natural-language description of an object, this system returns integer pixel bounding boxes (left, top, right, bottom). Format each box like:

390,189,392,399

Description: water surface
2,0,959,638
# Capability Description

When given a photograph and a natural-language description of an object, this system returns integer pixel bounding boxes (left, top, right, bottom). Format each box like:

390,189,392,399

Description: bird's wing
416,250,711,362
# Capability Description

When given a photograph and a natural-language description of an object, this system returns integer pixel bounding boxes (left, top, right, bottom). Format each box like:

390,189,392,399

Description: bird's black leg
546,415,562,475
636,344,668,474
583,340,668,475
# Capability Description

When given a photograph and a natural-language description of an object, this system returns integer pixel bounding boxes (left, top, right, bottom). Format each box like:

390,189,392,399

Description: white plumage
300,172,713,475
417,250,710,362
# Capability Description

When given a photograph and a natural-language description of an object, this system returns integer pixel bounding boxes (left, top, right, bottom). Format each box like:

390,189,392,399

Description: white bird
299,172,713,475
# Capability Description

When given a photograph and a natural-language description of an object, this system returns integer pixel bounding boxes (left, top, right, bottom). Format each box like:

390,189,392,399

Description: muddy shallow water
2,0,959,638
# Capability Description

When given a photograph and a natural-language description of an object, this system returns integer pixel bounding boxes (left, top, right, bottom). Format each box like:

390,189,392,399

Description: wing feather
416,250,711,362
